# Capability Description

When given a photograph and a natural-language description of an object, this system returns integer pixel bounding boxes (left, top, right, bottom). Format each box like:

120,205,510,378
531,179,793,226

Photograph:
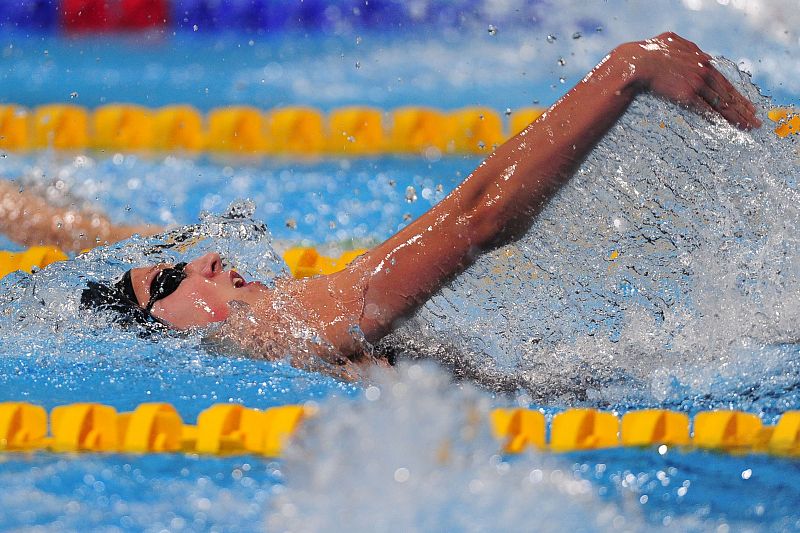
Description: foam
268,362,651,532
385,59,800,411
0,199,287,363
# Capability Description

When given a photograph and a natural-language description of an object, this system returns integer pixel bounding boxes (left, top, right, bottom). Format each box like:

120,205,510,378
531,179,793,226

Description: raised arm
304,33,760,352
0,179,160,252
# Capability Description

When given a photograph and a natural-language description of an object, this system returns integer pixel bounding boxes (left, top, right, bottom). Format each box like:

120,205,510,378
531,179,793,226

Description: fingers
698,83,752,128
662,71,760,130
677,41,761,128
645,32,762,129
707,67,761,128
689,94,716,118
702,67,761,128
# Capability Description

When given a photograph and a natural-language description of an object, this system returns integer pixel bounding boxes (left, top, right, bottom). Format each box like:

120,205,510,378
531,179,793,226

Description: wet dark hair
80,270,162,330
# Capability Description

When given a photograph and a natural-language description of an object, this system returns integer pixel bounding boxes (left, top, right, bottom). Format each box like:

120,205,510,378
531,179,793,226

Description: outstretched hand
616,32,761,129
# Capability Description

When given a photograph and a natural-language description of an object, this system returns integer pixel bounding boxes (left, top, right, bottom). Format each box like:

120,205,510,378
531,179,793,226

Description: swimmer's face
128,252,265,329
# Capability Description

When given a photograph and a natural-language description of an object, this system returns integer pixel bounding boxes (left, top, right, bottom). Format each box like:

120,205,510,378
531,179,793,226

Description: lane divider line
0,245,366,280
3,402,800,457
1,104,794,156
0,103,543,155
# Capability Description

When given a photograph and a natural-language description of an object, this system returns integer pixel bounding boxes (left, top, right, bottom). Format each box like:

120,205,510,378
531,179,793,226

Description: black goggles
115,263,189,314
145,262,188,312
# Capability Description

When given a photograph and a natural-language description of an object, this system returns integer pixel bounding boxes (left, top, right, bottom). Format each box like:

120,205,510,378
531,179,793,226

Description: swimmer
0,179,158,252
81,33,761,378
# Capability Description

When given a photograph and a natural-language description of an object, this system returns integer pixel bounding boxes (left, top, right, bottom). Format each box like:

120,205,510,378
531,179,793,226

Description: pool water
3,3,800,531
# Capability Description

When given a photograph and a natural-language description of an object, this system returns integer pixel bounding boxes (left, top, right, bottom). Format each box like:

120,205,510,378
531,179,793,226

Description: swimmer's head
80,273,160,329
81,252,265,330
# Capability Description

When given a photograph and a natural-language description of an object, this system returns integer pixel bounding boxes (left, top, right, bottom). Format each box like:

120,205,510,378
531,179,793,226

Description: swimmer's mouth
231,271,247,288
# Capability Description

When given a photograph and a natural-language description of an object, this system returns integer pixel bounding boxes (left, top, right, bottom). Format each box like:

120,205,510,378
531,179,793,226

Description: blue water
2,4,800,531
0,153,468,244
2,11,798,112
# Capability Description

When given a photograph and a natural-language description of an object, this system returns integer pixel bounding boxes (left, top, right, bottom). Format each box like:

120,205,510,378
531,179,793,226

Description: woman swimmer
79,33,761,378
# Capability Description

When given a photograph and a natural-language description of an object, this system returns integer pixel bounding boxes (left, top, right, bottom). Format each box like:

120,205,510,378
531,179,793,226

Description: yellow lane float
92,104,154,151
265,106,326,155
0,105,30,151
0,245,367,281
152,105,206,151
329,106,384,155
282,246,368,278
0,246,69,279
207,106,267,153
4,402,800,458
32,104,89,150
446,107,503,154
3,103,790,155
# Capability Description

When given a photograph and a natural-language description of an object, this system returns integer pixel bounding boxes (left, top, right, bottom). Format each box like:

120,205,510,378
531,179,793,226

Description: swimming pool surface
3,3,800,531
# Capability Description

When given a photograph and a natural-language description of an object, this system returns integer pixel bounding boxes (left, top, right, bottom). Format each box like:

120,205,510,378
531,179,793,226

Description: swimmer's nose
187,252,223,278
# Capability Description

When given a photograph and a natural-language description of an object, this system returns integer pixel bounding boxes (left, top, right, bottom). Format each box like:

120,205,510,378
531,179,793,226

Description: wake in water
383,58,800,410
0,201,288,360
1,58,798,414
268,362,653,533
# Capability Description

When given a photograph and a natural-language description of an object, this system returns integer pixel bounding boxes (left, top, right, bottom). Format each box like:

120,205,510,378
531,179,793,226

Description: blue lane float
0,0,545,33
172,0,402,32
0,0,57,30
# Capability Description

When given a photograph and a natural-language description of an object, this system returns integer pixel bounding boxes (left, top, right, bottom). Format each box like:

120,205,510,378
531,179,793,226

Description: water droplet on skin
572,31,582,39
487,25,497,36
546,34,556,43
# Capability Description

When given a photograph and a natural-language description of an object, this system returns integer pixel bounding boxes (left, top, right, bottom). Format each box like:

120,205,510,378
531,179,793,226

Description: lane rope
1,104,793,156
0,245,365,280
0,103,543,155
2,401,799,457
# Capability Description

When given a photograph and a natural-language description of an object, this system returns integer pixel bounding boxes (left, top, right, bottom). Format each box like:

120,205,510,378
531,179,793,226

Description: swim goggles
114,262,188,314
145,262,188,312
